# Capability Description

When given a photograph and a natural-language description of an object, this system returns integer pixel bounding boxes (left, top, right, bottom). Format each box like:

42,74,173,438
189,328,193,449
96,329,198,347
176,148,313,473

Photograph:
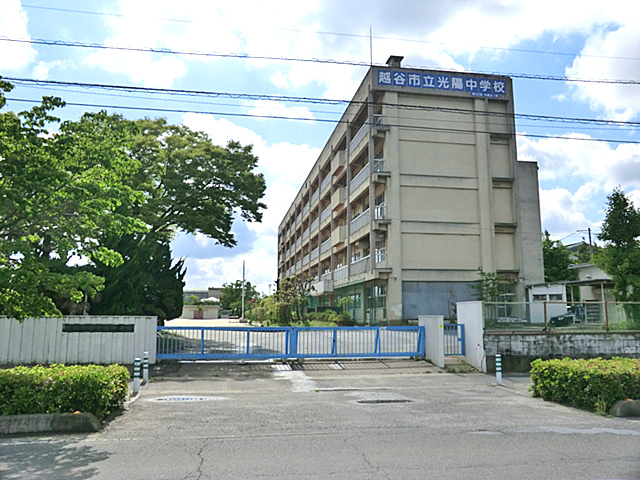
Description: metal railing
349,162,370,191
310,217,319,232
350,208,370,233
302,228,309,240
320,175,331,192
334,265,348,281
310,247,319,261
157,326,425,360
374,205,386,220
351,255,370,275
373,158,385,172
311,190,319,205
302,254,309,266
483,301,640,332
349,122,370,152
320,238,331,254
320,206,331,223
444,324,466,356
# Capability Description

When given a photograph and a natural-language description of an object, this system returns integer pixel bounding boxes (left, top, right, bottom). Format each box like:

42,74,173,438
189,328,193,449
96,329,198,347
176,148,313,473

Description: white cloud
246,100,315,121
180,113,320,290
539,187,598,237
31,60,69,80
566,21,640,120
518,134,640,191
0,0,36,71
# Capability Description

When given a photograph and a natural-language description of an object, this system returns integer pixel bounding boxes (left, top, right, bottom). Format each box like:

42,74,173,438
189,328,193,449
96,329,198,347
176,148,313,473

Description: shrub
530,357,640,414
0,364,130,419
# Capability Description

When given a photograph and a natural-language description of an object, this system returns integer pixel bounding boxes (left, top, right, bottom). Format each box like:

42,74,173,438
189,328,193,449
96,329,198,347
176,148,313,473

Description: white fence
0,316,157,365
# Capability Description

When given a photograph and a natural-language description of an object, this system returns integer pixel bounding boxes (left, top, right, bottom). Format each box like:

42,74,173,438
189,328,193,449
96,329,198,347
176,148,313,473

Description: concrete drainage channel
148,396,227,403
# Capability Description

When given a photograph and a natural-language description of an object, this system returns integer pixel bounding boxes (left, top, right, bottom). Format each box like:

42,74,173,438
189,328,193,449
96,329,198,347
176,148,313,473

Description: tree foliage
595,188,640,313
470,270,499,302
0,79,266,319
542,230,578,283
274,273,315,321
220,280,260,317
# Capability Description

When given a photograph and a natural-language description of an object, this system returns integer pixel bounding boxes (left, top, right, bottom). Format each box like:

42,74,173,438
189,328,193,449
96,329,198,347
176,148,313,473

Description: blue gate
157,326,425,360
443,324,465,356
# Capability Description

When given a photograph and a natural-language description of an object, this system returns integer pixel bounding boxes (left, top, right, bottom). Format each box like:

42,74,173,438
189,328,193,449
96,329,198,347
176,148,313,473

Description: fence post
495,354,502,386
133,357,141,395
543,302,548,332
605,302,609,331
143,351,149,384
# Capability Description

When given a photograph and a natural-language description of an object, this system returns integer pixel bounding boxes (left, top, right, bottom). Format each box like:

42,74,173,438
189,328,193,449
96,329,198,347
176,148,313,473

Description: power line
2,36,640,86
5,76,640,128
6,97,640,145
20,3,640,63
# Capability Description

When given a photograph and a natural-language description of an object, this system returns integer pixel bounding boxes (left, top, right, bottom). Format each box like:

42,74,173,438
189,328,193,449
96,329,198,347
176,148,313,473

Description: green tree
542,230,578,283
0,82,146,319
595,188,640,321
220,280,260,317
274,273,315,321
0,79,267,319
470,270,499,302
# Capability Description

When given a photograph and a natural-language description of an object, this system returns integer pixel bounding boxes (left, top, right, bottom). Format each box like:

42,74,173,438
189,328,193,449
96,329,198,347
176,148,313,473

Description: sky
1,0,640,294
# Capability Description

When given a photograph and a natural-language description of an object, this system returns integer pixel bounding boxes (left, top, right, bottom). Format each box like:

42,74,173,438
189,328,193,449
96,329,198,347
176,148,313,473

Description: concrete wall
181,305,220,319
484,332,640,372
403,281,476,319
419,315,444,368
457,301,486,372
0,316,157,365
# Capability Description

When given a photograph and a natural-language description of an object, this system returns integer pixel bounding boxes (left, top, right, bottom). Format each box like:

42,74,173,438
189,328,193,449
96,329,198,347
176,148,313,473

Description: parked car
549,305,585,327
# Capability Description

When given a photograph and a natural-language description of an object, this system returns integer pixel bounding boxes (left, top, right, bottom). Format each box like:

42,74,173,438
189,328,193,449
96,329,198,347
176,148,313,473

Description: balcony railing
349,122,369,152
310,189,319,205
320,175,331,192
334,265,348,281
321,271,332,281
296,213,302,224
332,149,346,172
374,205,386,220
302,228,309,240
320,206,331,223
310,217,319,232
375,248,386,264
303,204,309,216
295,260,302,271
295,237,301,248
351,255,370,275
350,208,370,233
349,162,370,191
373,158,385,172
302,254,309,266
310,247,319,261
320,238,331,254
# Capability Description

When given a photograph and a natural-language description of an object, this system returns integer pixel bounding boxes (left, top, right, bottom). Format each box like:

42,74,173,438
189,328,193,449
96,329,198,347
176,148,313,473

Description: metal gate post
289,328,298,359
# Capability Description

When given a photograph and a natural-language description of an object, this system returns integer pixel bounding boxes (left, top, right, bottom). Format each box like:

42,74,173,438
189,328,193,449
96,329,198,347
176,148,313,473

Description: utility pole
241,260,246,321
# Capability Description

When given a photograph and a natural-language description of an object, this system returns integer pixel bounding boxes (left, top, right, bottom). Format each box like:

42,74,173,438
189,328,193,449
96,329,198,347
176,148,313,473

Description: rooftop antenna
369,26,373,66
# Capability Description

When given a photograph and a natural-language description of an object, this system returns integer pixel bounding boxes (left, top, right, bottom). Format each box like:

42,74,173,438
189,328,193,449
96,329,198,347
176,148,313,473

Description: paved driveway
1,360,639,479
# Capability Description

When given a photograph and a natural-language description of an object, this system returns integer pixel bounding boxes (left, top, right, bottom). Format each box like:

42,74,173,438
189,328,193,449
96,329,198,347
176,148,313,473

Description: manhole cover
357,399,412,404
150,396,225,402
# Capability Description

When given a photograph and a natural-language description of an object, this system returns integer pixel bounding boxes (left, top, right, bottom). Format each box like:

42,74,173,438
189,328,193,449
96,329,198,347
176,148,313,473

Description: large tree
596,188,640,313
0,79,266,320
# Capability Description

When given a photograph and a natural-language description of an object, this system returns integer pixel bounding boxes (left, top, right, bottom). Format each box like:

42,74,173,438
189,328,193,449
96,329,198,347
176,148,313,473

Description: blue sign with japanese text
377,69,507,98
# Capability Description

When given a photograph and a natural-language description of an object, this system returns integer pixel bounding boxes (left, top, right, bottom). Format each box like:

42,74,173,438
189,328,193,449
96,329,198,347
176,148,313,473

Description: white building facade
277,56,544,324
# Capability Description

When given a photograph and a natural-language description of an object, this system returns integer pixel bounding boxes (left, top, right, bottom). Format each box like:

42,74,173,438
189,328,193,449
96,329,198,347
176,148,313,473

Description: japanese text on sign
377,70,507,98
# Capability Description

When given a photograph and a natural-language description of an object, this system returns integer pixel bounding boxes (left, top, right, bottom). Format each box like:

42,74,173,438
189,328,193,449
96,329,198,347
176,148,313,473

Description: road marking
272,369,318,392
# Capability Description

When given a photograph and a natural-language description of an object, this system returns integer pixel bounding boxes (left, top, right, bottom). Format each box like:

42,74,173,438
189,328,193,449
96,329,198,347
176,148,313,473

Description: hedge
530,357,640,414
0,364,130,420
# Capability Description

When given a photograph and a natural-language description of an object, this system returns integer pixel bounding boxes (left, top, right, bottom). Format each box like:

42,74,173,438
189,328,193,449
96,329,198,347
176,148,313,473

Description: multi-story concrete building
277,56,544,324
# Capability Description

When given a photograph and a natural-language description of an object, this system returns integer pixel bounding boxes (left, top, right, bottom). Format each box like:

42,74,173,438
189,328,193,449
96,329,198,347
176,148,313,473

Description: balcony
310,189,319,205
295,237,302,248
331,225,346,246
312,279,334,295
310,217,319,233
302,254,309,266
295,260,302,271
332,149,346,173
320,175,331,193
303,204,310,216
334,265,348,281
320,205,331,224
331,187,346,211
351,255,370,276
320,238,331,254
349,122,369,153
302,228,309,241
310,247,319,261
321,271,332,281
373,158,386,172
349,162,370,191
350,208,370,234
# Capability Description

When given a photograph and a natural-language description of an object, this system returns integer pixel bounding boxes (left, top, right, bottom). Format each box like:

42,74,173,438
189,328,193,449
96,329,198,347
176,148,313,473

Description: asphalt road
1,360,639,479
